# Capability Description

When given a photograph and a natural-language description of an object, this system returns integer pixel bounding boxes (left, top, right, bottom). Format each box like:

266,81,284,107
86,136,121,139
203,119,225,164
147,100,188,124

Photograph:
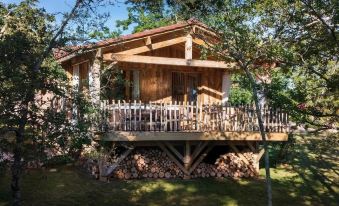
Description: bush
44,155,74,167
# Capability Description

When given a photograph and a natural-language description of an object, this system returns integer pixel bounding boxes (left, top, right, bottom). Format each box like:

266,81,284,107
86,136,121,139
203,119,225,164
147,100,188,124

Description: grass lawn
0,134,338,206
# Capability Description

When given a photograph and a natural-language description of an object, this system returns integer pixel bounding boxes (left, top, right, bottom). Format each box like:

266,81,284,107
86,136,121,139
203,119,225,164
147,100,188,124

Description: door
172,72,200,103
187,73,199,102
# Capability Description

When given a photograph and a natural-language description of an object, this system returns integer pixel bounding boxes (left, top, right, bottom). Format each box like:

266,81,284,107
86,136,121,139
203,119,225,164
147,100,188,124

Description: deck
99,131,288,141
95,101,289,142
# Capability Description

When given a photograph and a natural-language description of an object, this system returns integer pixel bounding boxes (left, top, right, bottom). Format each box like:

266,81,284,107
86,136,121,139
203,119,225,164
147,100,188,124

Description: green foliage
44,155,74,167
168,0,339,130
0,0,97,165
101,66,127,100
229,88,253,105
229,74,253,105
254,0,339,130
89,26,122,40
0,0,122,204
116,0,178,33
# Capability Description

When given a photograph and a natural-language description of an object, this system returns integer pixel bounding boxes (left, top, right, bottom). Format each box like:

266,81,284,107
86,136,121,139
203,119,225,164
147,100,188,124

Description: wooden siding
114,45,223,104
63,27,227,104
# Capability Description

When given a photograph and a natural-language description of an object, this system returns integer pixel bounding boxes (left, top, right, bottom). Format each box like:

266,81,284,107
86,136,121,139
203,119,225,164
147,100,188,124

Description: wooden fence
98,100,289,133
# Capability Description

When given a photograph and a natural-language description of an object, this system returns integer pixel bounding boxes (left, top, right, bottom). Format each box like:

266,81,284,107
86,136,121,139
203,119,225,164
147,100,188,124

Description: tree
259,0,338,131
116,0,178,33
0,0,116,205
173,1,338,205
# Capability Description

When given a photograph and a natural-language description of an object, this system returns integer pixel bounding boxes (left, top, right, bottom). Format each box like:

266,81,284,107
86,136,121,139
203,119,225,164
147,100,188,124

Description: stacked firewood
112,149,184,179
192,152,257,178
81,148,257,180
80,158,100,179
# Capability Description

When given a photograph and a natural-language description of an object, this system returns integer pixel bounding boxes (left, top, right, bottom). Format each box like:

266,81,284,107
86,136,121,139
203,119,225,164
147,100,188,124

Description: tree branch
33,0,83,72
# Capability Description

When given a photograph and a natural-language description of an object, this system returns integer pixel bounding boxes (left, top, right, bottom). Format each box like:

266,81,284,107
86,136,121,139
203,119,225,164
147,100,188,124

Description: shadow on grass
0,165,337,206
287,134,339,205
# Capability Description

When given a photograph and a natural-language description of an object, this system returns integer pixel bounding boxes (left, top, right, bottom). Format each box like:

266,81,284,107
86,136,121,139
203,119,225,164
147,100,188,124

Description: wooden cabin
55,19,289,178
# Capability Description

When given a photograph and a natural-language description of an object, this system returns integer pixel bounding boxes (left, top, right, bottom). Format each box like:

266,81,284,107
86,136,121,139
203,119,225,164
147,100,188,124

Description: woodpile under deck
91,101,289,180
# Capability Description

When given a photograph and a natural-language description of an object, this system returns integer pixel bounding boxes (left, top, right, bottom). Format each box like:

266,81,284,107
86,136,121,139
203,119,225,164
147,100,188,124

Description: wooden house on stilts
54,19,289,179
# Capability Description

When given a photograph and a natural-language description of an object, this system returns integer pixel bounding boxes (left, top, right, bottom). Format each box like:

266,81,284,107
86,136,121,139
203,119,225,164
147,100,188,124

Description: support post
72,64,79,123
89,48,102,106
99,146,134,179
183,141,191,179
222,72,231,104
185,34,192,60
158,142,189,175
189,143,214,174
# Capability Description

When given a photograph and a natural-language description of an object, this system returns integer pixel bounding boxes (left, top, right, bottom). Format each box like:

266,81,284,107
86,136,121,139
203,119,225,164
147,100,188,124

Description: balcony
96,100,289,142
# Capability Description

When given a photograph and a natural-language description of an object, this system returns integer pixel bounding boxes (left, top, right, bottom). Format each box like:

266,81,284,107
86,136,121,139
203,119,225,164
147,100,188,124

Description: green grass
0,134,338,206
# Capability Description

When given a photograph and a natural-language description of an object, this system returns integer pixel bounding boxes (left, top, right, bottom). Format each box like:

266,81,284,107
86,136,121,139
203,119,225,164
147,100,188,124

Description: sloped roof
53,18,212,61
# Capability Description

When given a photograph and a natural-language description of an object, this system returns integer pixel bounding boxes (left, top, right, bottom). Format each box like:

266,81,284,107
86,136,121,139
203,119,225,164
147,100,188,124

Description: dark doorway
172,72,200,103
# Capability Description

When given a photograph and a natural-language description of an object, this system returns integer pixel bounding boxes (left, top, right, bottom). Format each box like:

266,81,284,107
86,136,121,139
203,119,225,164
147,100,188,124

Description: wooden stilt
164,142,184,160
247,142,256,152
189,141,209,166
158,142,189,175
189,143,214,174
183,141,191,179
100,146,134,178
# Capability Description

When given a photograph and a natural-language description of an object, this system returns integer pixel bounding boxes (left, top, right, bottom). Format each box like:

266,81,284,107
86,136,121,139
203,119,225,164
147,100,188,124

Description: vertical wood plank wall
117,45,224,104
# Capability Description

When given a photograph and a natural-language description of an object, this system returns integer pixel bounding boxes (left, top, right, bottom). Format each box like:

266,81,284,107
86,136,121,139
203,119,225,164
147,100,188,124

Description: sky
2,0,133,34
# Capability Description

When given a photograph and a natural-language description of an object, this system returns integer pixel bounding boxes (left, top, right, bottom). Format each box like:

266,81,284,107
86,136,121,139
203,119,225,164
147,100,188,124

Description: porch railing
97,100,289,133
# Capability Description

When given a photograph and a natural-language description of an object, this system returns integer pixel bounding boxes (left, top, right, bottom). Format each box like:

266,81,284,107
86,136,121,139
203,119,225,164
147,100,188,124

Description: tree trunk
11,122,26,206
11,100,30,206
242,66,273,206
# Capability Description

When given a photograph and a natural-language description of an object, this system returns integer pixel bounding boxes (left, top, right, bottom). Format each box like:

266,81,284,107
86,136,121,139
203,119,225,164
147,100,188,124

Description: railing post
118,100,121,130
139,100,142,131
133,100,136,131
112,100,116,131
174,101,177,131
169,101,172,131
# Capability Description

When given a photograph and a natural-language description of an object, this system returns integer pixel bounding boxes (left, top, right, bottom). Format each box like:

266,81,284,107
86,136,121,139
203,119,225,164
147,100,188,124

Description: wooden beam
158,142,189,175
247,142,256,152
189,143,214,174
101,146,134,177
100,131,289,142
192,38,208,47
229,143,250,165
145,36,152,46
256,148,265,162
190,141,209,165
185,34,192,60
229,142,257,174
103,54,236,69
184,141,191,174
164,142,183,160
117,36,186,55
